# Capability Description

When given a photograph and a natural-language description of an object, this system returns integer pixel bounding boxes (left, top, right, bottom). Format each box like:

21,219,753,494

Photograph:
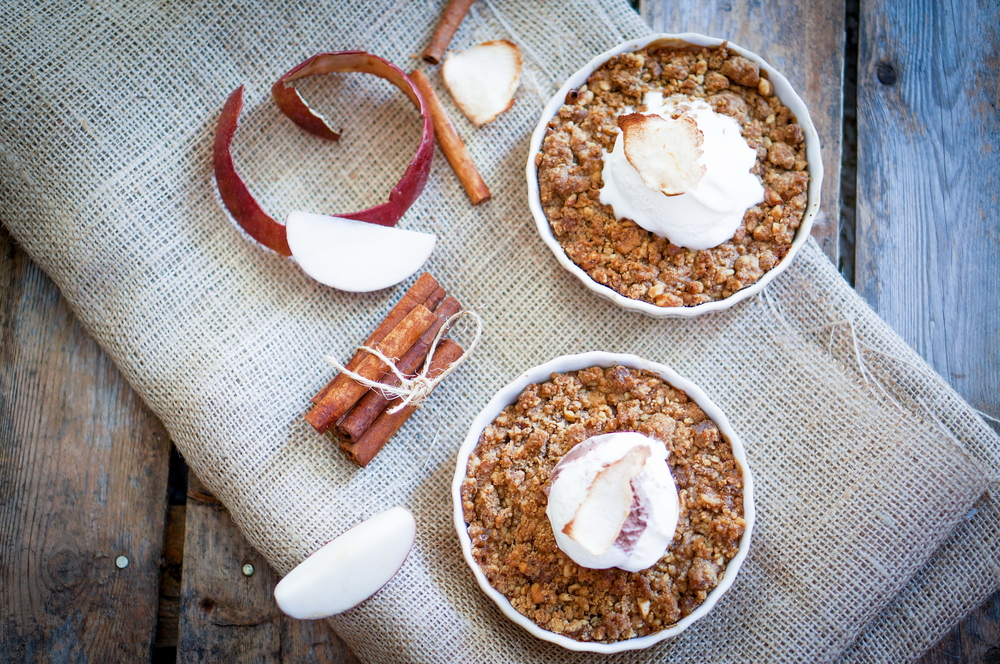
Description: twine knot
324,310,482,413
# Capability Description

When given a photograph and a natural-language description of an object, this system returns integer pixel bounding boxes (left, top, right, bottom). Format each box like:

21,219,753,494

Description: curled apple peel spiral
212,51,437,287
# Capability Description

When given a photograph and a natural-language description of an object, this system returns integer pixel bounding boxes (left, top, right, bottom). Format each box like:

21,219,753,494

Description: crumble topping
536,43,809,307
461,365,746,643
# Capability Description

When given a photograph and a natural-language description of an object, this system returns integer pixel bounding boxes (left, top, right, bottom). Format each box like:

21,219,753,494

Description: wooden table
1,1,997,662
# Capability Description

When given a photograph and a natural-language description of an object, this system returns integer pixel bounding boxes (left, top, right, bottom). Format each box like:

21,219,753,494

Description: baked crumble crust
536,43,809,307
461,365,745,643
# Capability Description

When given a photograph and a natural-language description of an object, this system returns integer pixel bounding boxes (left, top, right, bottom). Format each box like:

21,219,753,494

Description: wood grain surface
855,0,1000,423
177,475,357,664
0,227,171,661
641,0,845,262
921,589,1000,664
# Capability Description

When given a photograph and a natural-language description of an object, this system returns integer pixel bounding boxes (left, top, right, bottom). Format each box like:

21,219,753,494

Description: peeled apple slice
286,210,436,292
442,40,522,126
273,506,417,619
563,445,650,555
620,112,706,196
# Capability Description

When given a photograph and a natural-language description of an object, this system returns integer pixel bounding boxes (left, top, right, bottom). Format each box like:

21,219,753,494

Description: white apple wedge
273,505,416,619
563,445,649,556
547,432,679,572
285,210,436,292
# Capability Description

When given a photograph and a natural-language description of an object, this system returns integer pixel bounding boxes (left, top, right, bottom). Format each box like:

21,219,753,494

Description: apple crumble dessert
535,41,810,307
460,365,746,643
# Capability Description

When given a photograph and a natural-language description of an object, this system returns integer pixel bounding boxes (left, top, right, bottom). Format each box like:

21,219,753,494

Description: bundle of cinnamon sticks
306,273,463,467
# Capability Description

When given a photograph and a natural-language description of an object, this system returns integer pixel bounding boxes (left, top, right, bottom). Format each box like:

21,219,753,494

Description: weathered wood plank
857,2,1000,658
177,474,358,664
641,0,845,261
855,0,1000,422
176,474,281,663
855,0,1000,664
0,226,171,662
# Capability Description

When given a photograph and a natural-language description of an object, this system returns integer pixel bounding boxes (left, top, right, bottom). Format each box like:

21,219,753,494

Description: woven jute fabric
2,1,998,662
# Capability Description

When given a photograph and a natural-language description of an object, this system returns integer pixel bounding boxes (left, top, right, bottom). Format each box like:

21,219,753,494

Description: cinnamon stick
421,0,475,65
306,305,438,433
336,296,461,442
425,286,448,310
342,338,465,467
311,274,440,404
410,70,490,205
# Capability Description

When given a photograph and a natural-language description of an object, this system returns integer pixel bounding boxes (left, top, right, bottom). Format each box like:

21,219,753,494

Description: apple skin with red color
271,51,436,228
213,85,292,256
212,51,436,266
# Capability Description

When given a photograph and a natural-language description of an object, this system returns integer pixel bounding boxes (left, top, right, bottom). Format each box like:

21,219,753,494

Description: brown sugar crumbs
535,42,810,307
460,366,746,643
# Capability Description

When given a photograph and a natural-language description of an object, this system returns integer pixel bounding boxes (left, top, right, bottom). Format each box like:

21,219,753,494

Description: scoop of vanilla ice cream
599,92,764,250
546,432,679,573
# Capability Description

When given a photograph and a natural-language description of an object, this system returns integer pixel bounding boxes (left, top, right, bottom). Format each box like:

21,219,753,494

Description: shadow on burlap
1,1,997,662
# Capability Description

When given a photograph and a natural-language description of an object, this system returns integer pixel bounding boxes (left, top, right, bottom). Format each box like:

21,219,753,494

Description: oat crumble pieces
461,365,746,643
536,42,810,307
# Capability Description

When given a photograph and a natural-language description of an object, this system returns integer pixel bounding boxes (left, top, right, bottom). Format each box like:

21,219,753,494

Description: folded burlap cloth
2,0,998,662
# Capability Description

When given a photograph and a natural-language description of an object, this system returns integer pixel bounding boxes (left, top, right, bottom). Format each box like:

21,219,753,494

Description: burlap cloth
2,1,998,662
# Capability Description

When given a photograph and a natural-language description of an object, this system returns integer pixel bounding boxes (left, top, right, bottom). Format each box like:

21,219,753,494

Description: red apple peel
213,85,293,256
213,52,435,258
272,51,435,227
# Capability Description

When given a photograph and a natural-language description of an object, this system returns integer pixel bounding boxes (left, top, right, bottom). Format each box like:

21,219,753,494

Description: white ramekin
526,33,823,318
451,351,756,653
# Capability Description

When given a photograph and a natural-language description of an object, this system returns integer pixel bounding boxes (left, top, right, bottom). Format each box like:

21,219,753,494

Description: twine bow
323,310,482,414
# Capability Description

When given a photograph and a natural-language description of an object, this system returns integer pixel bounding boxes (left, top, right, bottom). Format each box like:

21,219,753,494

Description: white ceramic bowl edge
526,34,824,318
452,352,756,653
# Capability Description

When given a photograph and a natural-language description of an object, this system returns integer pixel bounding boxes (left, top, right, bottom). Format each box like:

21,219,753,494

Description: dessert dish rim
451,351,756,653
525,32,824,318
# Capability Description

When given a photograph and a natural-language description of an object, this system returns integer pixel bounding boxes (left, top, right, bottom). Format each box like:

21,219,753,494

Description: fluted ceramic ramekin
526,34,823,318
452,351,755,653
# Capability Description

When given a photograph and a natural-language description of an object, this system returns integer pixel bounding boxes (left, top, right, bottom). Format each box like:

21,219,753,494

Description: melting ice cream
599,92,764,250
546,431,679,573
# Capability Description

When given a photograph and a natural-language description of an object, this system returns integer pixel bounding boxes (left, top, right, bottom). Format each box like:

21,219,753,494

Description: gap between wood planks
151,447,359,663
840,0,860,286
151,446,188,663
